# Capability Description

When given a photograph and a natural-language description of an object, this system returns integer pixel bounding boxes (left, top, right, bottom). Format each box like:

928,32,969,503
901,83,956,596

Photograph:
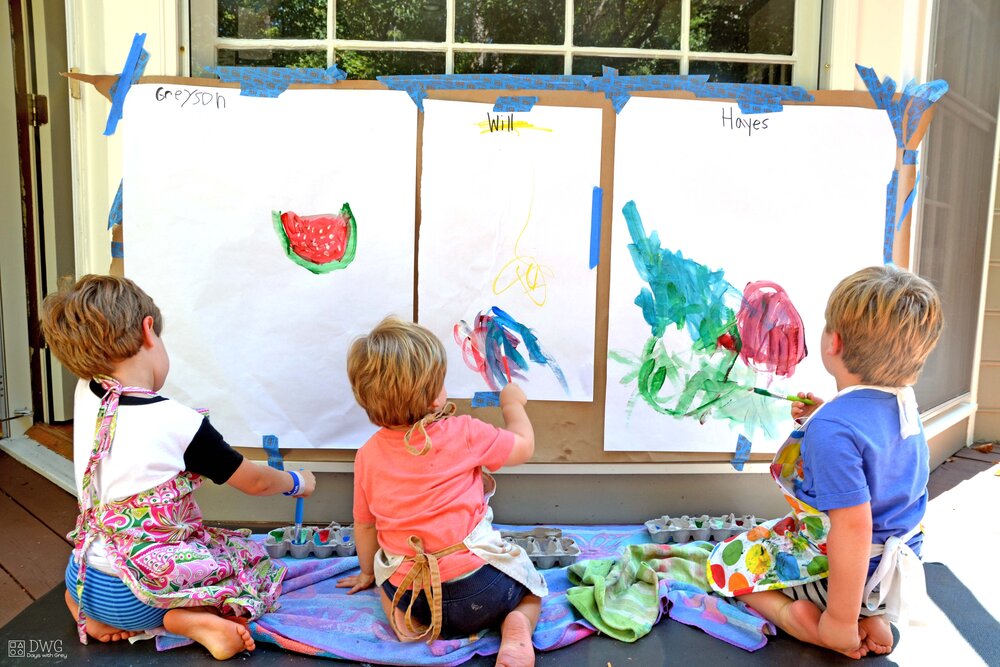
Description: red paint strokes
736,281,807,378
710,563,726,586
280,210,351,264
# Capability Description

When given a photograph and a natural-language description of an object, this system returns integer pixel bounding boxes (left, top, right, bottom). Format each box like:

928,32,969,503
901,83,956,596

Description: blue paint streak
589,187,603,269
104,33,147,136
471,391,501,407
379,67,812,114
206,65,347,98
493,96,538,112
473,307,569,393
622,201,740,348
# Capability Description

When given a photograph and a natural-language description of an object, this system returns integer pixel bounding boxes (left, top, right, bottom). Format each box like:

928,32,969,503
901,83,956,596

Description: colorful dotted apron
707,423,830,597
708,385,924,604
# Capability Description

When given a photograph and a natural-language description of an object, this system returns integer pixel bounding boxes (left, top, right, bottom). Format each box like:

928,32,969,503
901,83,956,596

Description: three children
43,263,941,663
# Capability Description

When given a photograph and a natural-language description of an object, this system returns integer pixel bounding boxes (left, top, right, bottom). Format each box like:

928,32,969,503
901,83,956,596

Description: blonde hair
40,274,163,379
347,316,448,435
825,265,942,386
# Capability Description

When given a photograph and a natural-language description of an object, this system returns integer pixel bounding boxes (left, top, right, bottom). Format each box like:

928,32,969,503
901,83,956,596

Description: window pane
690,0,794,55
336,50,444,78
337,0,446,42
573,56,680,76
456,0,564,45
575,0,681,50
217,48,327,67
914,0,1000,409
688,60,791,84
217,0,326,39
453,52,564,75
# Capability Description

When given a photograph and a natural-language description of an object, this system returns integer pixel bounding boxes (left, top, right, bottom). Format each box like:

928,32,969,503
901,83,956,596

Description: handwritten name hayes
721,107,770,136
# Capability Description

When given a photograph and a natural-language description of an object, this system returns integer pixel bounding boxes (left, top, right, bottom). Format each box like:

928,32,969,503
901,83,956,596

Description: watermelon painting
272,203,357,274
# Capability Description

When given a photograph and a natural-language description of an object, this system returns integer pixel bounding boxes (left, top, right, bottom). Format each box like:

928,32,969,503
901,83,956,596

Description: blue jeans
382,565,529,637
65,555,167,631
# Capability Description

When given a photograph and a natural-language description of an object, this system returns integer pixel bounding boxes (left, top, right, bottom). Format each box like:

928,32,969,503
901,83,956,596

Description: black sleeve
183,418,245,484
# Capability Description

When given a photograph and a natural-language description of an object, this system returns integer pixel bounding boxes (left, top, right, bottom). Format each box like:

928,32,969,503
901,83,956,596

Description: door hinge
29,94,49,126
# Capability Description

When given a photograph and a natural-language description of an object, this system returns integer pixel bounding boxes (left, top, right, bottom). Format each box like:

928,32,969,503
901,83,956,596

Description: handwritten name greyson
155,87,227,109
721,107,769,136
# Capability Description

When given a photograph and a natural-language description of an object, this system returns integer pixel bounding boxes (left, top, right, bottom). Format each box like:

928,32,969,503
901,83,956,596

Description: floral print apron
71,377,284,643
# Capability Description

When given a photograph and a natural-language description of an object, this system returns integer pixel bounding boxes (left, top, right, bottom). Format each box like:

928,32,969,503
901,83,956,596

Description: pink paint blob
736,281,807,378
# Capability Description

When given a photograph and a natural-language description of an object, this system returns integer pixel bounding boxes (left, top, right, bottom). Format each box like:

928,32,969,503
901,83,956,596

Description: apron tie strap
864,525,925,622
389,535,468,643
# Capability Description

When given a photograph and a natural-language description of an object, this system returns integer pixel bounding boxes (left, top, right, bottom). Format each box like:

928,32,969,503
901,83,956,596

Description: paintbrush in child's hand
741,386,816,405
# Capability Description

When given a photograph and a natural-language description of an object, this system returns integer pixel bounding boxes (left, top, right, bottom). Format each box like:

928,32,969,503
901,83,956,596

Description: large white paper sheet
123,85,417,449
418,100,602,400
605,97,897,452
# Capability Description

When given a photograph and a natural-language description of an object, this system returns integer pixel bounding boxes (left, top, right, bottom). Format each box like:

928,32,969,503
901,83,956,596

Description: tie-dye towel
566,542,775,650
156,524,773,662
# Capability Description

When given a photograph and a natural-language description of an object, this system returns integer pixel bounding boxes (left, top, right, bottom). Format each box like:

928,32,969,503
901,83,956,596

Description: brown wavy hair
40,274,163,379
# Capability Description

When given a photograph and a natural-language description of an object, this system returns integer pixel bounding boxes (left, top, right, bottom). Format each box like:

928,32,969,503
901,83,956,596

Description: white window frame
186,0,822,87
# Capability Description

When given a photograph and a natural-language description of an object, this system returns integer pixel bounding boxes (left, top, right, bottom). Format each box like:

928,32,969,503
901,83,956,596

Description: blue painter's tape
883,171,899,263
589,186,603,269
205,65,347,98
110,241,124,259
494,96,538,112
855,65,948,148
107,180,123,230
732,434,752,471
262,434,284,470
104,33,147,136
856,65,948,263
380,67,812,114
471,391,501,408
895,171,920,231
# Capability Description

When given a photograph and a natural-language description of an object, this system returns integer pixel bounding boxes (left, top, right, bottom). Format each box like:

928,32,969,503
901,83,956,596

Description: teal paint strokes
622,200,740,351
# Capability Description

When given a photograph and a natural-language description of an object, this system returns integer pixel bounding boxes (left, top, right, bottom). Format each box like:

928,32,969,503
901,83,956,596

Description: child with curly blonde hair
338,316,547,667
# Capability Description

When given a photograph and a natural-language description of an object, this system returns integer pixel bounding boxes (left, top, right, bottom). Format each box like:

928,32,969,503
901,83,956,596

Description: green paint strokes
623,200,740,351
722,539,744,566
610,201,791,440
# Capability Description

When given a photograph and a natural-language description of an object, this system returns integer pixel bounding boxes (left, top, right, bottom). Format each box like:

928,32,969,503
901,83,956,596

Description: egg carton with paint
264,522,356,559
503,535,581,569
645,514,765,543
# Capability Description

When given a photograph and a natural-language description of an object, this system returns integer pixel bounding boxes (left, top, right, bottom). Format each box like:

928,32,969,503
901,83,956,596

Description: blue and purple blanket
157,524,773,663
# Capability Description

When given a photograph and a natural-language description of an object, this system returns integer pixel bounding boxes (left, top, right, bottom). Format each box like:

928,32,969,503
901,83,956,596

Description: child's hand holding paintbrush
791,392,823,423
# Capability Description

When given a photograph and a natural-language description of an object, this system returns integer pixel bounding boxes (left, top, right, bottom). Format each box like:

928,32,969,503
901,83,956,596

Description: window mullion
328,0,336,67
445,0,456,74
564,0,574,74
680,0,691,75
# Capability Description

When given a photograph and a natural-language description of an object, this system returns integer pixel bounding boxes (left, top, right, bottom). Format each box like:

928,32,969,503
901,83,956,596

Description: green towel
566,542,713,642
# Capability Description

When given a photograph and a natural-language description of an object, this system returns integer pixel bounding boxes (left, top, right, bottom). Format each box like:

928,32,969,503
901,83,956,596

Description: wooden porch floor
1,433,997,633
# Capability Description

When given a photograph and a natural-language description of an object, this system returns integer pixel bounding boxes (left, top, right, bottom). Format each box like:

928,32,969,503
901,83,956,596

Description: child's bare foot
163,607,254,660
859,616,894,654
778,599,823,645
64,590,138,642
495,610,535,667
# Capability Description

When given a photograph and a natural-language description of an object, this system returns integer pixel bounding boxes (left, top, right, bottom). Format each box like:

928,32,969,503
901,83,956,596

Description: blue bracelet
282,470,301,496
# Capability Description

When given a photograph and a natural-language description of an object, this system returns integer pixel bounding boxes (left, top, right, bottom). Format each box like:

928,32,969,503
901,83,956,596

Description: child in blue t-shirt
739,265,942,659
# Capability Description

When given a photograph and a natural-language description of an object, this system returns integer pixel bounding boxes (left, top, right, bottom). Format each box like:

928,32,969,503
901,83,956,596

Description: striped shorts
64,555,167,631
780,578,884,617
